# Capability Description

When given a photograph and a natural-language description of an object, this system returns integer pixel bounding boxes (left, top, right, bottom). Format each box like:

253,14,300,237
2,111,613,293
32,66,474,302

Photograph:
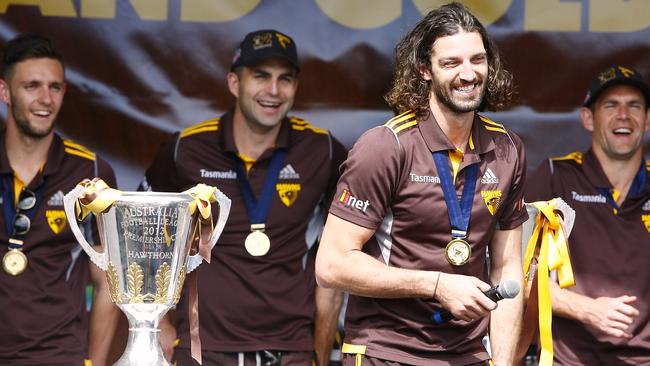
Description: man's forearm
318,248,438,298
550,280,586,321
488,228,524,365
488,264,524,364
316,215,439,299
314,287,343,366
89,285,120,366
489,289,524,365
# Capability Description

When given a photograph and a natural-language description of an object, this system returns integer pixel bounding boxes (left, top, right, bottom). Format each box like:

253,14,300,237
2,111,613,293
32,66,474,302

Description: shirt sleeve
524,158,556,202
329,126,402,230
95,156,117,189
139,133,182,192
496,132,529,230
323,134,348,206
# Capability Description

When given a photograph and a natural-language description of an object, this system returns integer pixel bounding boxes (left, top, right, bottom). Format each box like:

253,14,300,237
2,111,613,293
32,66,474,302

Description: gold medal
245,224,270,256
445,238,471,266
3,249,28,276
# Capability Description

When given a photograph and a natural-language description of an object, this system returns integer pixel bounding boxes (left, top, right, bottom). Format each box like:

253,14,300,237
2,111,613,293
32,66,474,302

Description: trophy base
113,304,172,366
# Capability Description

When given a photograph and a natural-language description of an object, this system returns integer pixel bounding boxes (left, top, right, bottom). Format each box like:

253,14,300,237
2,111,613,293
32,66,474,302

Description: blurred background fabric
1,0,649,189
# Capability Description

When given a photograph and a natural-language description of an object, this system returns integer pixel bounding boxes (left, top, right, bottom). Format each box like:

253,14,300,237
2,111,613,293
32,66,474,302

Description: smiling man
315,3,526,365
525,65,650,365
0,34,118,366
141,30,347,366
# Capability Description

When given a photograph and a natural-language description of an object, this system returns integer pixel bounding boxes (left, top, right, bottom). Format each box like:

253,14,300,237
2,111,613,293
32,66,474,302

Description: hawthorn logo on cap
597,67,617,85
252,32,273,50
230,29,300,72
276,32,291,49
584,64,650,106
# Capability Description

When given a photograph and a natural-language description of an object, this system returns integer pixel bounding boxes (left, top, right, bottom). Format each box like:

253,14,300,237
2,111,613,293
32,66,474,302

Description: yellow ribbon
184,184,217,265
75,178,123,220
523,199,575,366
186,184,216,220
182,184,217,366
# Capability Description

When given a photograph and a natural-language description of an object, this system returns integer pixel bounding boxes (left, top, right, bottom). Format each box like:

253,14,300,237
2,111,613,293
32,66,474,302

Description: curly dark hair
385,2,512,116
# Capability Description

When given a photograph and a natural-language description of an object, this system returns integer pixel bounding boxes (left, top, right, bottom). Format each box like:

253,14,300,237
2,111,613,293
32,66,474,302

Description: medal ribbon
432,151,478,239
523,199,575,366
74,178,218,365
233,149,287,225
2,175,46,246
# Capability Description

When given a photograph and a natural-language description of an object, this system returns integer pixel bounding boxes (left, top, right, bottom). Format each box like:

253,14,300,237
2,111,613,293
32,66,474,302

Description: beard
432,74,485,114
10,97,56,139
602,136,644,161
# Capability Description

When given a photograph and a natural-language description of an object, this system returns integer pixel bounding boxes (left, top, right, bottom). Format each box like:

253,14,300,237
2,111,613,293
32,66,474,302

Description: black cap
583,65,650,106
230,29,299,72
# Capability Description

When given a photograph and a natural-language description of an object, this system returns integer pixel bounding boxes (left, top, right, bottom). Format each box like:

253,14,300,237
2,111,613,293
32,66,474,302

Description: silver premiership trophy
63,181,230,366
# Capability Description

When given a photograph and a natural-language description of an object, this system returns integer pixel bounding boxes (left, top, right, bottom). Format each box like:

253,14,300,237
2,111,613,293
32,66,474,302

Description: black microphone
431,279,520,324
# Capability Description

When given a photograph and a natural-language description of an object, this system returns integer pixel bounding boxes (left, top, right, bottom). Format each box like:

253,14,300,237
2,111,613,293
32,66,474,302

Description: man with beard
316,3,526,365
0,34,118,365
141,29,346,365
525,65,650,365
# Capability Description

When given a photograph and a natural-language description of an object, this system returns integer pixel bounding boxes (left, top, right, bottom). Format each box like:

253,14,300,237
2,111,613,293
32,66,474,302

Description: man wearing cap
526,65,650,365
141,29,347,365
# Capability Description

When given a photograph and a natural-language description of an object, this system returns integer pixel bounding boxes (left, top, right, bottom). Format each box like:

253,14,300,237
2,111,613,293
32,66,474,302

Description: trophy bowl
64,183,230,366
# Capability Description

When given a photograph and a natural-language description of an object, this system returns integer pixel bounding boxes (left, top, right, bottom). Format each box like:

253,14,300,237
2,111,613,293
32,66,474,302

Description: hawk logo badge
481,190,502,215
642,214,650,234
46,210,67,234
276,183,301,207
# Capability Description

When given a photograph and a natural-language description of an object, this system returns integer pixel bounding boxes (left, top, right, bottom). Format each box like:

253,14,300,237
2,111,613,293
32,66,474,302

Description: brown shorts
174,347,315,366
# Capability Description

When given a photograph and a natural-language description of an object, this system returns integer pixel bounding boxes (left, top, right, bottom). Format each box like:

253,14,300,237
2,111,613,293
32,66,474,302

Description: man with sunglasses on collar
0,34,118,366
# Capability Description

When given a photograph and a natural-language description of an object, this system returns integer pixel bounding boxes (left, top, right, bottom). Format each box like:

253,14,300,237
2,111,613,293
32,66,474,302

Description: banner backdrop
1,0,650,189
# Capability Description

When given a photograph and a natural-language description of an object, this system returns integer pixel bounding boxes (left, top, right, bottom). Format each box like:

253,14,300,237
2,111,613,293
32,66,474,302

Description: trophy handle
63,185,108,271
187,188,231,273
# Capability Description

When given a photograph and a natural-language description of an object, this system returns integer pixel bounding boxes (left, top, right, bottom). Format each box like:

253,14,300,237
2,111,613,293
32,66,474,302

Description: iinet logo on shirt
339,189,370,212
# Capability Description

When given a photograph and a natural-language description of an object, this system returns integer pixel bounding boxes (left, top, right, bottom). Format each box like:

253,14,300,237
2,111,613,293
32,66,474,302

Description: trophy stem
113,304,171,366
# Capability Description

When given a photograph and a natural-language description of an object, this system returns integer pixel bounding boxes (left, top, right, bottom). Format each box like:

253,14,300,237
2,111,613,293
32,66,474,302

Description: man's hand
159,314,177,361
582,295,639,338
434,273,496,322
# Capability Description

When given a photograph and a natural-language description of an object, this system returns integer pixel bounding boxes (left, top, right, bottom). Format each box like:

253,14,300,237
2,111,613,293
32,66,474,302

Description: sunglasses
12,189,36,236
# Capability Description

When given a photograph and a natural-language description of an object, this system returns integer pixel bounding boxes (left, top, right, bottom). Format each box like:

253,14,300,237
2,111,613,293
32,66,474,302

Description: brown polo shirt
329,110,528,365
526,150,650,365
142,111,347,352
0,131,116,366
